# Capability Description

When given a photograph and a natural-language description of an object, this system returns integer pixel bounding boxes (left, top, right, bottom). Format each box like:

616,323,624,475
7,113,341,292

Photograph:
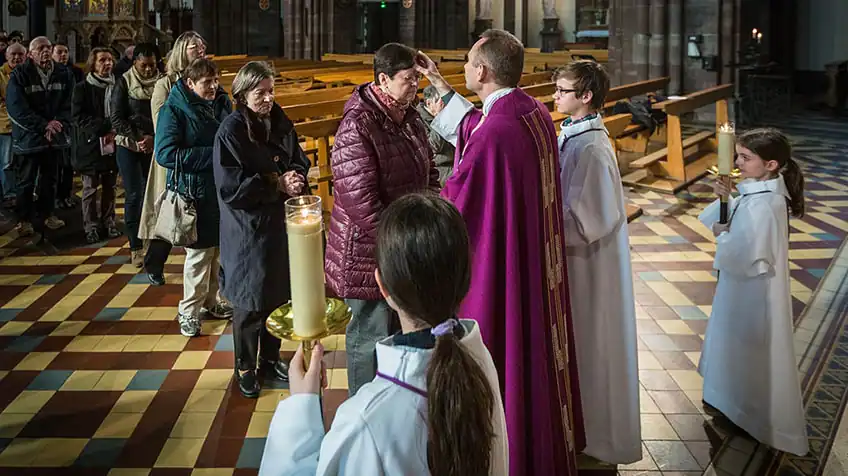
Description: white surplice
557,115,641,464
258,320,508,476
698,175,809,456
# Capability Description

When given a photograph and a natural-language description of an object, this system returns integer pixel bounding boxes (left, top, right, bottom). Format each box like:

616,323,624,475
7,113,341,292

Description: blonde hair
166,31,206,77
231,61,275,104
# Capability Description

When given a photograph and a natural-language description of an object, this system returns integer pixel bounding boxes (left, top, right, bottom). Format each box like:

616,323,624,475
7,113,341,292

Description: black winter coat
6,59,74,154
71,77,117,174
110,72,155,142
213,104,311,312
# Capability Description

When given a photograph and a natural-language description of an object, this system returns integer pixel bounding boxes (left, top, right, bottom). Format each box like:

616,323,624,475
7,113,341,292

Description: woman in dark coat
71,47,120,243
155,58,231,339
213,61,310,398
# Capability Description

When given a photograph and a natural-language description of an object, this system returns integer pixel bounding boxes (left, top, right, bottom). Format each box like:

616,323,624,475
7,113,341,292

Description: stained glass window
64,0,81,9
88,0,107,15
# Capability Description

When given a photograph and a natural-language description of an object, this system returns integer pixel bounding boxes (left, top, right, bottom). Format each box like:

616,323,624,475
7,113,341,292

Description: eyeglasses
555,87,578,96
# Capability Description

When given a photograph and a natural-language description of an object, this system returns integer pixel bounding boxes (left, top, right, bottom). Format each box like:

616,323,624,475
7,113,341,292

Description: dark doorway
359,1,400,53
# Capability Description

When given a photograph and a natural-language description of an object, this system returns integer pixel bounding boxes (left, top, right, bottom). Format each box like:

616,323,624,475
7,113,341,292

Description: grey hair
166,31,206,76
28,36,50,51
422,85,440,101
232,61,275,103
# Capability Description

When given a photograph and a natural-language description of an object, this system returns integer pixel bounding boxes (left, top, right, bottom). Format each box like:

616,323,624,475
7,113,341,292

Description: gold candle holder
266,298,352,370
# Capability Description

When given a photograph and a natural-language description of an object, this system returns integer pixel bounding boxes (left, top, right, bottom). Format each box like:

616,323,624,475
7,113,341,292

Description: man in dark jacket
7,36,74,235
112,44,134,78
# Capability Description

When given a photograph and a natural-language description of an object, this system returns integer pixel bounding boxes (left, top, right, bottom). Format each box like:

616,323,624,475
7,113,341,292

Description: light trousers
178,247,221,318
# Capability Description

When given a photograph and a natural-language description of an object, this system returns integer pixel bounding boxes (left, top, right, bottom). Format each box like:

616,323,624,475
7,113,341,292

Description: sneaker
85,229,100,244
15,222,34,237
178,313,201,337
205,301,234,320
130,249,144,268
105,223,121,239
44,216,65,230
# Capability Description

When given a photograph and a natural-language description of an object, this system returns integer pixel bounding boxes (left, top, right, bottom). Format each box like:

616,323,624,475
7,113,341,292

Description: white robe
698,175,809,456
258,320,509,475
557,115,641,464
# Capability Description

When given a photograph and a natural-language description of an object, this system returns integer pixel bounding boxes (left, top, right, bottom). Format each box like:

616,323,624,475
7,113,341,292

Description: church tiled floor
0,114,845,475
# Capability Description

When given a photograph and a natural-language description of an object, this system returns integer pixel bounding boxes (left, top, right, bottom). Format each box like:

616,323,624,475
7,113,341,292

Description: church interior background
0,0,845,475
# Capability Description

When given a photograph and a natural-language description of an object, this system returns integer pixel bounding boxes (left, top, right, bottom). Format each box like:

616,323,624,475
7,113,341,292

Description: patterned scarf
370,82,409,124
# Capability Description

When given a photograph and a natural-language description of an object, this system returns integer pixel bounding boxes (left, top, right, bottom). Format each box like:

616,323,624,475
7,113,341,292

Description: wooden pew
621,84,734,194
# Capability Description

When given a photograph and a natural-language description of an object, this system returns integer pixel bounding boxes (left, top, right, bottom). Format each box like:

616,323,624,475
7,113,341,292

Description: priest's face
464,39,486,93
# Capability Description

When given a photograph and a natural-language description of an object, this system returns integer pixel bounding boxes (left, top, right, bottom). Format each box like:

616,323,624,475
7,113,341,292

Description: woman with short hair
325,42,440,397
155,58,231,338
72,47,119,243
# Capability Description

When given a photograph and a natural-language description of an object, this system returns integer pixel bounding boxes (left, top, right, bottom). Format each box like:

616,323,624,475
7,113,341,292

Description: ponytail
426,324,495,476
782,157,805,218
736,127,806,218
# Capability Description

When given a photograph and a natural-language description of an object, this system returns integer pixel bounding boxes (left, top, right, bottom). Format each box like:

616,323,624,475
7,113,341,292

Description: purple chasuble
441,89,586,476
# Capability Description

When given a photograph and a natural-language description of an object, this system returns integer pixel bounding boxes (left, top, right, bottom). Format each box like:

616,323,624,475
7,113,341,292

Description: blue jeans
344,298,393,397
0,134,16,199
116,147,151,250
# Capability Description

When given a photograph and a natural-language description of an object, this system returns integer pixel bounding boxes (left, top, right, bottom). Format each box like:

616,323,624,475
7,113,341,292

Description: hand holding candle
717,122,736,224
285,196,327,339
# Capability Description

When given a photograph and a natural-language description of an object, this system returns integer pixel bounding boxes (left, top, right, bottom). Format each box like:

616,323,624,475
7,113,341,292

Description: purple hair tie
431,318,460,337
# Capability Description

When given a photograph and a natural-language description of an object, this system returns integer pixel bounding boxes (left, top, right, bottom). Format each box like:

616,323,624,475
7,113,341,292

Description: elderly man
0,42,25,203
416,29,585,475
113,44,134,77
7,36,73,235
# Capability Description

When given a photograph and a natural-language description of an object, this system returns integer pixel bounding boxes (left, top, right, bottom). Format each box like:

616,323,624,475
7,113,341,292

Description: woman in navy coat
213,61,310,398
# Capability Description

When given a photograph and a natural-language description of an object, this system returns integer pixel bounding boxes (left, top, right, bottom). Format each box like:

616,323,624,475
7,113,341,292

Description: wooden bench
621,84,734,194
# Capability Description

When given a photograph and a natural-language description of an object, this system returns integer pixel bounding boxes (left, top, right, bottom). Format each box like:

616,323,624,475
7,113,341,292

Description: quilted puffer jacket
324,83,440,300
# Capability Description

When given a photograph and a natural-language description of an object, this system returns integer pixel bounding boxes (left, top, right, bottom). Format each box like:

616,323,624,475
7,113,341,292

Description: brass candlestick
266,297,352,371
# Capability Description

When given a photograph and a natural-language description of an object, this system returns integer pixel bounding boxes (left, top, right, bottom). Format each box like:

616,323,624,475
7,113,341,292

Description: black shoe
147,273,165,286
259,358,290,382
236,369,260,398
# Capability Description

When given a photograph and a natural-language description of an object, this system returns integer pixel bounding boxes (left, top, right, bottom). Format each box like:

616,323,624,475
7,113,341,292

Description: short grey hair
29,36,51,51
6,43,25,55
422,85,440,101
232,61,275,103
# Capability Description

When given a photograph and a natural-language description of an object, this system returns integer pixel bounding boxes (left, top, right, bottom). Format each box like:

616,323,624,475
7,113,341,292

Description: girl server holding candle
214,61,311,398
697,127,809,456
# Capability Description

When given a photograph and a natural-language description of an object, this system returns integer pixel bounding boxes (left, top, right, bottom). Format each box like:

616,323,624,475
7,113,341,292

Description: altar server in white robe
259,193,508,476
552,61,641,464
698,127,809,456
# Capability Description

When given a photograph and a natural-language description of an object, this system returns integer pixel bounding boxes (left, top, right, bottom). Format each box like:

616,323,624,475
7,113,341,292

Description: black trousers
233,308,281,371
15,150,59,225
144,238,172,275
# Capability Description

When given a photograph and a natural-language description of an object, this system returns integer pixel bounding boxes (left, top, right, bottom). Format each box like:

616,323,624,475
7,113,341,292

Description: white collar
559,114,606,140
736,174,791,199
375,320,484,394
482,87,515,116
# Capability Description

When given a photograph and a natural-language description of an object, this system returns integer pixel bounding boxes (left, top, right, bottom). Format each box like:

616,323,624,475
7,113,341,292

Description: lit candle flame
719,122,735,133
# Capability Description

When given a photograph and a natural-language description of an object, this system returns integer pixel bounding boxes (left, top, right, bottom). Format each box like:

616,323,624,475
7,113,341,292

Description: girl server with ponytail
697,127,809,456
259,193,508,475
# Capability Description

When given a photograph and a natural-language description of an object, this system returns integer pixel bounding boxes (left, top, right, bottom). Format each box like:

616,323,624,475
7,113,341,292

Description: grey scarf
86,72,116,119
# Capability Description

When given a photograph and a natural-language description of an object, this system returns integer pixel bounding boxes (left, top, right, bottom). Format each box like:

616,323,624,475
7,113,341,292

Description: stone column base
540,17,562,53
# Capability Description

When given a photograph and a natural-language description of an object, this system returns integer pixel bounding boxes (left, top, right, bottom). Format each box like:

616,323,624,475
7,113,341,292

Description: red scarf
370,82,409,124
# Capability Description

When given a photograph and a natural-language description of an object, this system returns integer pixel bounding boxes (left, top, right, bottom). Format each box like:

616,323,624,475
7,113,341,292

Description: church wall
796,0,848,72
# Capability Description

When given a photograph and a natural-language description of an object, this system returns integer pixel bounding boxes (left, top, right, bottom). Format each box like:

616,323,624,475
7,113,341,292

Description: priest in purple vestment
415,29,586,476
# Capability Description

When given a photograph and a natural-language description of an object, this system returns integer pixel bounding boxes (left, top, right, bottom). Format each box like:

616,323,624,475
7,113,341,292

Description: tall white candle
286,196,327,338
717,122,735,175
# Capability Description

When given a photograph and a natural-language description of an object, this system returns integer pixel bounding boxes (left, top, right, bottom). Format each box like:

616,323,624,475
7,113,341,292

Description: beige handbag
152,158,197,246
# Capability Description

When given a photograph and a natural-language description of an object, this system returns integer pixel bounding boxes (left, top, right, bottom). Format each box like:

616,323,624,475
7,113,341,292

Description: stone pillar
400,0,415,46
635,0,651,81
607,0,624,86
540,0,562,53
473,0,493,41
719,0,737,85
649,0,668,81
503,0,515,34
667,0,683,93
28,0,47,37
